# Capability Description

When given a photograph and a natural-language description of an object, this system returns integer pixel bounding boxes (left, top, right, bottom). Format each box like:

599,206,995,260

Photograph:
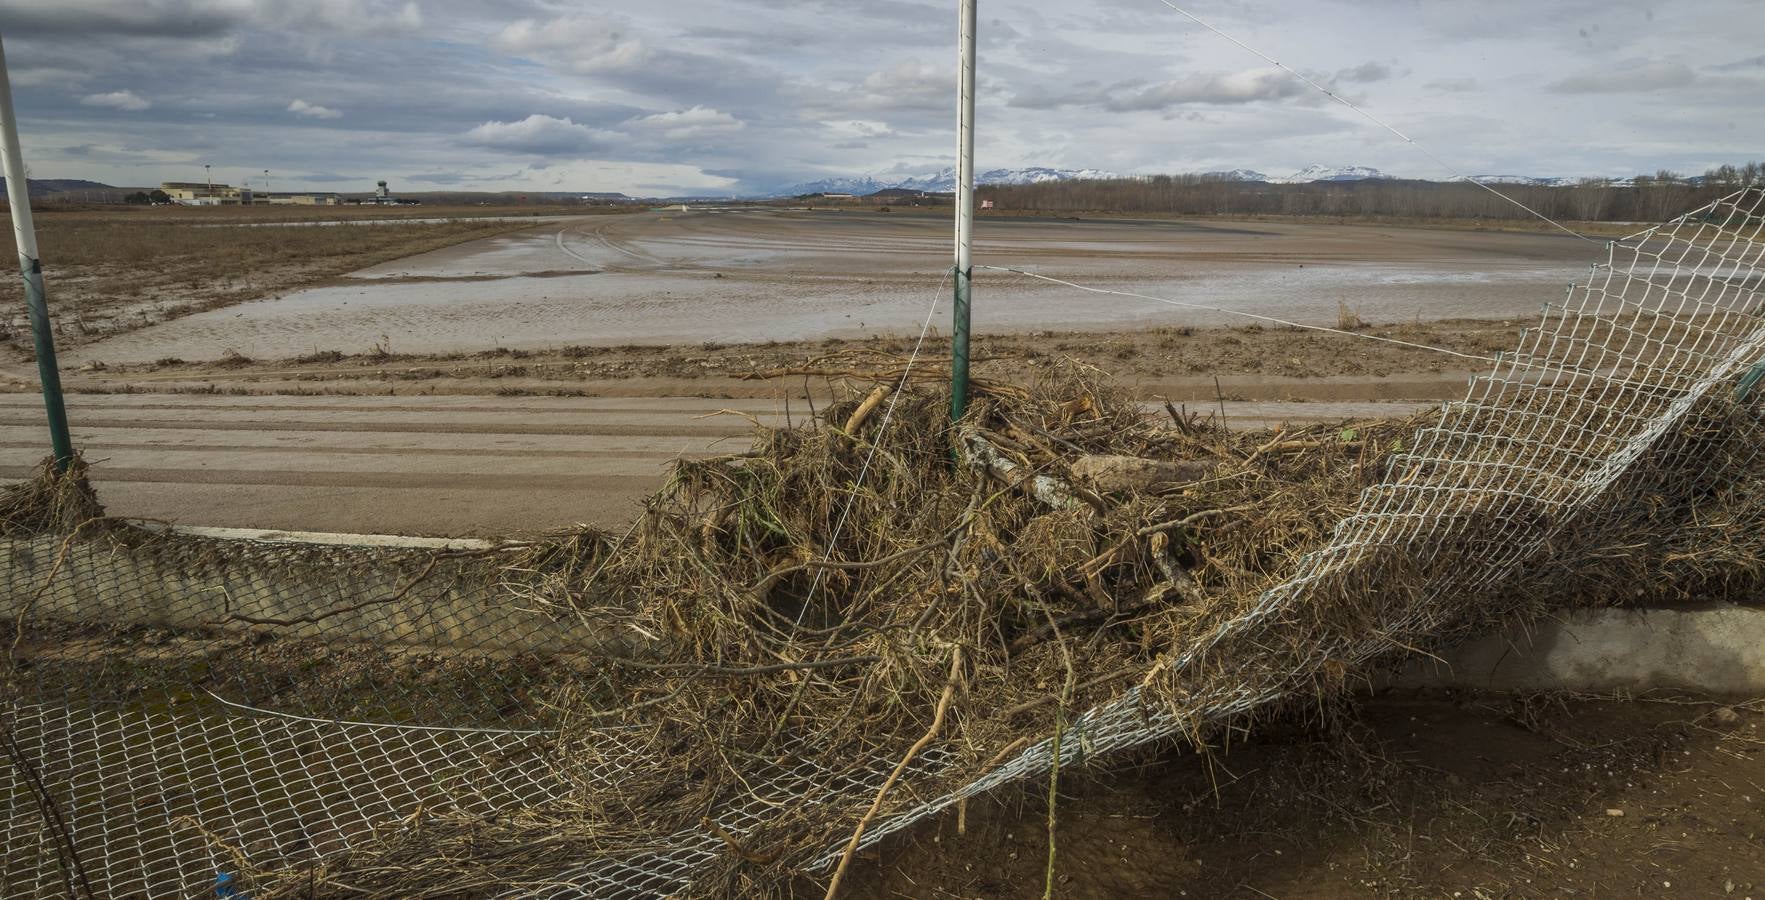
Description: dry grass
0,457,104,536
1335,300,1367,331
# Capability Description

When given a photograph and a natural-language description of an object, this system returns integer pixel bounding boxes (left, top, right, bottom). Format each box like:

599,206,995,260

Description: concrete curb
12,524,1761,693
0,526,645,656
1401,605,1765,695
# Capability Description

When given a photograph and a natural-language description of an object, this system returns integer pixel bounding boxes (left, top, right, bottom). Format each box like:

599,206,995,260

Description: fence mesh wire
2,188,1763,897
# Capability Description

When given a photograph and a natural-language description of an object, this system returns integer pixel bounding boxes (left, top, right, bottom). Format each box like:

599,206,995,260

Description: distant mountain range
0,167,1686,206
773,167,1118,197
1203,166,1590,186
769,165,1622,197
1280,165,1389,183
0,178,121,198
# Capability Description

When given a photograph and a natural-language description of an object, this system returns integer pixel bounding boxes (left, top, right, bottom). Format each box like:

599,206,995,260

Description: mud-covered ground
0,207,1637,538
57,209,1593,365
825,692,1764,899
0,321,1502,535
1,206,625,348
53,319,1514,401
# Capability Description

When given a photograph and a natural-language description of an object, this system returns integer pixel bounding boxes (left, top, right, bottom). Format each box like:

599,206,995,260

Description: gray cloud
1013,68,1317,112
463,115,613,155
488,12,778,107
287,99,341,120
0,0,1757,196
1549,60,1698,93
1707,54,1765,73
1110,69,1313,109
405,170,526,185
856,61,948,111
0,0,423,36
1425,77,1478,93
626,107,745,141
1336,62,1392,84
80,90,152,111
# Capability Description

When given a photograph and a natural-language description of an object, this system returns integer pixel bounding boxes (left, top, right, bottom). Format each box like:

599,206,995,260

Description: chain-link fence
3,188,1762,897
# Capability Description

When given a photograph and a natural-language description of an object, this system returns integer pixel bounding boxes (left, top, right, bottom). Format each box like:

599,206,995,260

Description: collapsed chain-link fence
2,188,1763,897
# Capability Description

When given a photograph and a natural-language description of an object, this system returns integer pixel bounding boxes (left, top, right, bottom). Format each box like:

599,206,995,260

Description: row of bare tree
977,162,1763,223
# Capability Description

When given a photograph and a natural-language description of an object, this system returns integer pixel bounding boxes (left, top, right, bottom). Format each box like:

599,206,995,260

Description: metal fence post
951,0,977,422
0,34,75,469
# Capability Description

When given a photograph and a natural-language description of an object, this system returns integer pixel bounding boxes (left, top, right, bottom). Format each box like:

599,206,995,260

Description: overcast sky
2,0,1760,196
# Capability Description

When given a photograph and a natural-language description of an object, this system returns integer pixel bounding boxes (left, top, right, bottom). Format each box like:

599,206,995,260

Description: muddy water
73,209,1596,364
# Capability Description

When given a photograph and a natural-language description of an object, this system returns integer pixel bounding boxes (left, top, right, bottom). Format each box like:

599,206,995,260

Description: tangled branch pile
11,354,1762,899
0,458,105,538
240,357,1425,897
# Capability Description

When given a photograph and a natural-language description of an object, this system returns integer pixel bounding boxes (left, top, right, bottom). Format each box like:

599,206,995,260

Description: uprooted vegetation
4,355,1763,898
186,359,1421,896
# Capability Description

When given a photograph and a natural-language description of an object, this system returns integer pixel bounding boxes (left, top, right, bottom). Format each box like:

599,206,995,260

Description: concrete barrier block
1401,605,1765,694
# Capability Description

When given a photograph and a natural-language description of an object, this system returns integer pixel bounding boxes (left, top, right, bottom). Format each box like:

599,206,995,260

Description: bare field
53,319,1509,399
0,207,634,349
0,209,1589,534
0,318,1496,535
56,208,1595,365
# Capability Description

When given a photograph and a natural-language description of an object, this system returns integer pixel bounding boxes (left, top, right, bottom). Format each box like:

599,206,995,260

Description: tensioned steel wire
1,188,1759,896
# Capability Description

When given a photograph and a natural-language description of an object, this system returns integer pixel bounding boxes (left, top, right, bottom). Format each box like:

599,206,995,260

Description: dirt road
0,391,1428,535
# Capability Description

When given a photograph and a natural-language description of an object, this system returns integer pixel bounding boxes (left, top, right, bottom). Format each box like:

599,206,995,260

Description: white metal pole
0,34,74,467
951,0,976,420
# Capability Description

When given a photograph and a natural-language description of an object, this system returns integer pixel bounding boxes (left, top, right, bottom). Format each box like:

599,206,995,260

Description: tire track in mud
0,392,776,534
0,390,1428,535
0,416,754,438
0,465,657,492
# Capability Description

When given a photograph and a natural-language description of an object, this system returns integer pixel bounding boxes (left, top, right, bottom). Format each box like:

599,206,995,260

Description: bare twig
824,646,963,900
212,557,438,627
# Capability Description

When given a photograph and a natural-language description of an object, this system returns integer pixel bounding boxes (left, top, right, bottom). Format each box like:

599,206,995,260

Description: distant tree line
977,162,1764,223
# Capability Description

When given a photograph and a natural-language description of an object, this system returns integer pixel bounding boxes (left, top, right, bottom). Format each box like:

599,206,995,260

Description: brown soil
0,207,634,349
42,210,1596,364
0,321,1516,536
823,692,1764,899
52,319,1515,401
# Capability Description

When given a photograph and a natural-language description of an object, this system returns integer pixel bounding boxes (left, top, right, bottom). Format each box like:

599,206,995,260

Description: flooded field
68,209,1594,365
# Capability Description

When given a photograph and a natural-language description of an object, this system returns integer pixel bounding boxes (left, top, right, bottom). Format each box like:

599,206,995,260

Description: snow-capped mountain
770,165,1621,196
1274,165,1393,184
772,175,898,196
902,167,1118,192
1467,174,1579,187
773,167,1116,197
1203,169,1273,182
1199,166,1383,183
